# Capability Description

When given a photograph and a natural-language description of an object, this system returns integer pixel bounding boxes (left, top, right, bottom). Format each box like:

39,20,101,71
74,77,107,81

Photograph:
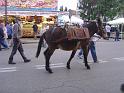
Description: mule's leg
83,46,90,69
66,50,77,69
44,47,55,73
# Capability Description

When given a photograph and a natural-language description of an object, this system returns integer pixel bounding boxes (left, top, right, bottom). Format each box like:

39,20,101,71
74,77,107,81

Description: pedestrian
114,27,120,41
105,24,111,40
6,22,13,47
8,19,31,64
32,22,38,39
0,28,6,50
0,20,9,50
77,34,100,63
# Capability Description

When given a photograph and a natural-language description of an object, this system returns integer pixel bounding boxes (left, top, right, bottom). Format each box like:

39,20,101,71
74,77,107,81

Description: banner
0,0,58,11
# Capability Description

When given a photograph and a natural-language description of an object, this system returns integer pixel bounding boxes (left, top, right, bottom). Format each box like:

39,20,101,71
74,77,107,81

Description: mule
36,18,106,73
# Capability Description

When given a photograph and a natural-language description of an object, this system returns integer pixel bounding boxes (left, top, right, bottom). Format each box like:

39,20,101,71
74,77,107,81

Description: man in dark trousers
8,19,31,64
0,27,4,51
32,22,38,39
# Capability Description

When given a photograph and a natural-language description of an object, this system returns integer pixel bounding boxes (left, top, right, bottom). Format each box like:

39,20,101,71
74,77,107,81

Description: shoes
24,59,31,63
77,55,83,59
8,62,16,64
94,60,99,63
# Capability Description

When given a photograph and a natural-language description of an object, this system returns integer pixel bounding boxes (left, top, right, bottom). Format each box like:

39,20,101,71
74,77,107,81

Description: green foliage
79,0,124,21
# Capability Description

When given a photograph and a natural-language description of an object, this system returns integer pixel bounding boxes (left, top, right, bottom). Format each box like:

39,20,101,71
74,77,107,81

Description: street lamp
5,0,7,25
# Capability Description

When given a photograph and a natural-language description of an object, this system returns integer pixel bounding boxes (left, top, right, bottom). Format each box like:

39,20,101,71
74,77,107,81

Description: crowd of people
0,19,31,64
0,20,11,50
105,23,120,41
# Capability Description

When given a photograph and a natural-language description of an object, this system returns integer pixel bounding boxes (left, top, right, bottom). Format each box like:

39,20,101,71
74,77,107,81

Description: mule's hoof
48,70,53,73
120,83,124,92
46,67,53,73
87,66,90,70
66,65,71,69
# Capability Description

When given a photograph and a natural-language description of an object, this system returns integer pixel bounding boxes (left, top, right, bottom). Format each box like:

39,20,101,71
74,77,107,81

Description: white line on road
0,70,17,73
35,63,65,69
113,57,124,61
98,60,109,63
0,67,17,73
0,67,16,70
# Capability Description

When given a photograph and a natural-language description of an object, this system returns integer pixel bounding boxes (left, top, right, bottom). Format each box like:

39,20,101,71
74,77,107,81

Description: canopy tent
107,18,124,25
58,15,84,25
107,18,124,39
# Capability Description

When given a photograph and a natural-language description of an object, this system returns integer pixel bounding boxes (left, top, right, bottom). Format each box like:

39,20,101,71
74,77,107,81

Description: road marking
77,60,109,64
0,69,17,73
98,60,109,63
0,67,16,70
0,58,121,72
35,63,65,69
0,67,17,73
113,57,124,61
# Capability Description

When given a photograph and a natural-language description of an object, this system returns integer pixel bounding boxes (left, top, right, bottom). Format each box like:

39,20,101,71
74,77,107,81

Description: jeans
0,38,9,48
89,41,97,62
78,41,97,62
115,32,120,41
78,48,83,56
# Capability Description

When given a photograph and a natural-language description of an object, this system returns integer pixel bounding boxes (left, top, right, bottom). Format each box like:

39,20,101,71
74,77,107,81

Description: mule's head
96,18,107,39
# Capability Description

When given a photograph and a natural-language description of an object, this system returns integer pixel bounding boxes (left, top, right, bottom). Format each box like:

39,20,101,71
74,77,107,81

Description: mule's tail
36,33,44,58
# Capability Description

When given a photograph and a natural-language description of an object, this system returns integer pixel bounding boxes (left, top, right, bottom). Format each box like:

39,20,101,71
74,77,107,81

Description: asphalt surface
0,38,124,93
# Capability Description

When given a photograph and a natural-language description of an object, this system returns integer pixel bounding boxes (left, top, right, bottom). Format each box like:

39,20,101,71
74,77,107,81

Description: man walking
8,19,31,64
0,23,9,50
77,34,100,63
105,24,111,40
32,22,38,39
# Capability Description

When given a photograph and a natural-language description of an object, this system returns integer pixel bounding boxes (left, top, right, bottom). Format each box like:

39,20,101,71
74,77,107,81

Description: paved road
0,39,124,93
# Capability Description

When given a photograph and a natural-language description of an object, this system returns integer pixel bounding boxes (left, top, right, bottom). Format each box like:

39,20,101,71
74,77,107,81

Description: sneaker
8,62,16,64
8,60,16,64
77,55,83,59
24,59,31,63
94,60,99,63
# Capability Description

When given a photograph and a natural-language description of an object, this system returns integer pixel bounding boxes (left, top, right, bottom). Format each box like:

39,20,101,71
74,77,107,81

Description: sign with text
0,0,58,11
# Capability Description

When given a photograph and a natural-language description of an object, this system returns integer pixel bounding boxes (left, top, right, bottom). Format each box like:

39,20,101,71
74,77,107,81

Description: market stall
107,18,124,39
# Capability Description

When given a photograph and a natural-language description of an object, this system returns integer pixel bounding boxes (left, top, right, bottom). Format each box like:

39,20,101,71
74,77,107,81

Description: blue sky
58,0,77,10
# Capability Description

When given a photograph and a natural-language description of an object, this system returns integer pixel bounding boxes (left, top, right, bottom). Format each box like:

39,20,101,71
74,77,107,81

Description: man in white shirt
77,34,100,63
105,24,111,40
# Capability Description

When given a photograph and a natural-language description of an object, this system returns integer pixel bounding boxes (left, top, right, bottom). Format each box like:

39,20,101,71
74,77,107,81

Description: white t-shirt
91,34,101,42
105,25,111,32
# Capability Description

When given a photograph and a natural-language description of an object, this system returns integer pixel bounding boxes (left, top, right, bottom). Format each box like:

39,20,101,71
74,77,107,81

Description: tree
118,0,124,17
79,0,96,20
79,0,124,21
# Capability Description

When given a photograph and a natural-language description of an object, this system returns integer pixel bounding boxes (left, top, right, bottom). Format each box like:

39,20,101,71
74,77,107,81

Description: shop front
0,0,68,37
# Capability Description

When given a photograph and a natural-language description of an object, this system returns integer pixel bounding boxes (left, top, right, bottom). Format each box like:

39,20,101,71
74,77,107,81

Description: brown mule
36,18,106,73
